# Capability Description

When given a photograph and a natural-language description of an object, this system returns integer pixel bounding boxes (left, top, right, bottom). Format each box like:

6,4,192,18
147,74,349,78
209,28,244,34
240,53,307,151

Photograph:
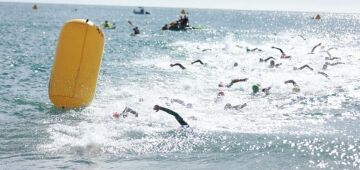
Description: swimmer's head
218,82,224,87
224,103,232,110
252,84,260,93
112,112,120,118
270,60,275,66
234,62,238,67
217,91,225,96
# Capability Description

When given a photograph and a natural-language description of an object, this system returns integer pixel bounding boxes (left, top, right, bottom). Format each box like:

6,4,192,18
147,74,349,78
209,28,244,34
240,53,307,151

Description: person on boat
178,9,189,29
112,107,139,119
103,20,110,28
153,105,190,128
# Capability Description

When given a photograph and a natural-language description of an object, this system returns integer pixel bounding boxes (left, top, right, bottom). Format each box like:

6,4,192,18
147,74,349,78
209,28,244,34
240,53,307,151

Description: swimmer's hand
153,105,161,112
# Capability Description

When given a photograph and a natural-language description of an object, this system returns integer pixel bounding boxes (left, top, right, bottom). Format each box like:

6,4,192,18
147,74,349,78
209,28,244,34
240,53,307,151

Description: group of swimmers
110,12,348,130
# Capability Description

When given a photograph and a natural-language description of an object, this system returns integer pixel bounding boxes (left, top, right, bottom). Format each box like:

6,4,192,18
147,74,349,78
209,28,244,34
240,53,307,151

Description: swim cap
293,85,300,92
252,85,259,93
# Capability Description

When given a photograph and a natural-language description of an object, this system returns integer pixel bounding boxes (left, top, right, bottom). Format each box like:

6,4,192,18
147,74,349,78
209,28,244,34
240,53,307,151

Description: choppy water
1,2,360,169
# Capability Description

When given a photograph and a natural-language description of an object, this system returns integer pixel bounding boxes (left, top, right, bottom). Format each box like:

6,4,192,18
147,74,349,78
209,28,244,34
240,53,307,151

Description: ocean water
1,2,360,169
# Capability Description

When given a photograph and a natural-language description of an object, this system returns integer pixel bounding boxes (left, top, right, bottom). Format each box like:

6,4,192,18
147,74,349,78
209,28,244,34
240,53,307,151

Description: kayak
161,22,202,31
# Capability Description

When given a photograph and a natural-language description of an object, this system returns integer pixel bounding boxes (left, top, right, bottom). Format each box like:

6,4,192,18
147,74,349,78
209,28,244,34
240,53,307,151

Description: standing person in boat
178,9,189,29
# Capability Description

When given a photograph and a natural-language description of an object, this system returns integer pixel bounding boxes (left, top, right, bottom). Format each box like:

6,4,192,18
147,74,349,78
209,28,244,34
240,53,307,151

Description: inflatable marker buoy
49,19,104,109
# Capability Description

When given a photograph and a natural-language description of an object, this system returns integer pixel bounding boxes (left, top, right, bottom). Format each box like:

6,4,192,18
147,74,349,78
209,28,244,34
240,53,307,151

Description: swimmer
113,107,139,118
259,57,275,62
224,103,247,110
201,49,211,52
293,64,314,71
322,62,345,70
246,47,262,52
298,35,306,40
153,105,189,128
191,59,204,65
308,43,322,54
284,80,300,92
271,46,291,58
269,60,282,68
170,63,186,70
233,62,238,67
171,98,192,108
261,86,272,95
214,91,225,103
321,50,340,60
226,78,248,88
252,84,271,95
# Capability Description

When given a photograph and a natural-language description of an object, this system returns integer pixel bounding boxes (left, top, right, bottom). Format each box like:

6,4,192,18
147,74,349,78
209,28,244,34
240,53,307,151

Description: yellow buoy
49,19,104,109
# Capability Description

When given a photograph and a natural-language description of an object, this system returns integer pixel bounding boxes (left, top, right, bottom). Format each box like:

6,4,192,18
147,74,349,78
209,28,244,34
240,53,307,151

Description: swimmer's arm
299,65,314,71
191,60,204,65
154,105,188,126
271,46,284,54
284,80,297,85
226,78,248,88
265,57,275,61
170,63,186,69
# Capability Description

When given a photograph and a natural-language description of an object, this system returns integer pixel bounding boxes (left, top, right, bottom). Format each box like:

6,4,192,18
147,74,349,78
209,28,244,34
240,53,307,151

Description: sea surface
1,2,360,169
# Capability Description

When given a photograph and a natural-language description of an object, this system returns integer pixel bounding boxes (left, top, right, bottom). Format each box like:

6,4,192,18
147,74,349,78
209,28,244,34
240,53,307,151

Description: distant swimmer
224,103,247,110
252,84,271,95
308,43,322,54
269,60,282,68
112,107,139,119
293,64,314,71
128,20,140,35
259,57,275,62
284,80,300,92
312,14,321,20
233,62,238,67
317,71,329,78
170,63,186,70
191,59,204,65
271,46,291,58
32,4,38,10
321,49,340,60
170,98,193,108
214,91,225,103
133,26,140,35
298,35,306,40
262,87,272,95
226,78,248,88
153,105,189,128
322,62,345,70
327,62,345,66
246,47,262,52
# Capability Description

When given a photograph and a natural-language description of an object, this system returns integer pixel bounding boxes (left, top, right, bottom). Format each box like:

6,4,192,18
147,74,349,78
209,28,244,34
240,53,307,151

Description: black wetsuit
159,106,189,126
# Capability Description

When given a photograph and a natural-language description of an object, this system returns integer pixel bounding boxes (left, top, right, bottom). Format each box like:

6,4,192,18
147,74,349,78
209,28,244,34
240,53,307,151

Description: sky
2,0,360,13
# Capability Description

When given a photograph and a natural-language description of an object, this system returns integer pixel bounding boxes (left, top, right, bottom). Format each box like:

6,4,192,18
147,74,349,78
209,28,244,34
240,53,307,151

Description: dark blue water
1,2,360,169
